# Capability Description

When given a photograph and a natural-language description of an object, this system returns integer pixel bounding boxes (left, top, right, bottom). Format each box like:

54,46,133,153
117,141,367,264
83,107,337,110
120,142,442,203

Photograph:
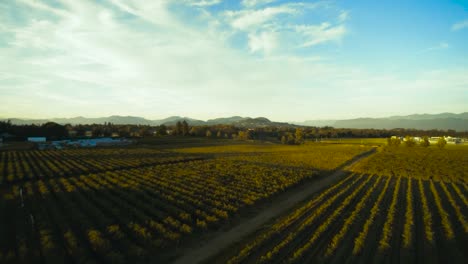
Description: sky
0,0,467,121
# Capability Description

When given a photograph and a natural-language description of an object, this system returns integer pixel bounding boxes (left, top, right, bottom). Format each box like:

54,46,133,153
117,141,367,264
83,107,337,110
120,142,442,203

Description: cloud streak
418,42,449,54
451,19,468,31
0,0,466,120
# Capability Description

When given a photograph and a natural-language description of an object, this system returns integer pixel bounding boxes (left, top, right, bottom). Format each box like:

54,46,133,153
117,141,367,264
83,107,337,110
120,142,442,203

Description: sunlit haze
1,0,467,121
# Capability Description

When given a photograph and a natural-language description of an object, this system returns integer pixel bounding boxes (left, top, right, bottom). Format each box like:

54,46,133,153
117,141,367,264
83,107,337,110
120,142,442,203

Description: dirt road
172,148,376,264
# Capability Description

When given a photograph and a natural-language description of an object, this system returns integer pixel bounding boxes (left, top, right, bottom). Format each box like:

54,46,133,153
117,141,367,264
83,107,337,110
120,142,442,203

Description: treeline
387,136,448,149
0,120,466,141
0,121,68,140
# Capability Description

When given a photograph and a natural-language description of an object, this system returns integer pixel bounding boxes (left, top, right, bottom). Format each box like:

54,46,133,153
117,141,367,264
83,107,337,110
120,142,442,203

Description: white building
429,136,461,144
445,136,461,144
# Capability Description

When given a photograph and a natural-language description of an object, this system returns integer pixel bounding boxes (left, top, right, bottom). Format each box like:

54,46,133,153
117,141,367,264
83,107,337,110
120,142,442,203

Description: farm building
51,138,132,149
445,136,461,144
429,136,462,144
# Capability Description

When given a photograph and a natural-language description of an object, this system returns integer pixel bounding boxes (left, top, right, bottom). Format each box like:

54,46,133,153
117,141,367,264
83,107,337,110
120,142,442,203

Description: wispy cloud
338,10,349,22
224,5,298,30
451,19,468,31
247,31,278,53
222,2,345,54
0,1,466,120
185,0,222,7
242,0,277,8
296,23,346,47
418,42,449,54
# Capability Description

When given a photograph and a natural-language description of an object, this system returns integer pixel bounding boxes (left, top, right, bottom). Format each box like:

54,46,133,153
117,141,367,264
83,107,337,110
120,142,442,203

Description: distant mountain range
2,112,467,131
1,115,290,128
295,112,468,131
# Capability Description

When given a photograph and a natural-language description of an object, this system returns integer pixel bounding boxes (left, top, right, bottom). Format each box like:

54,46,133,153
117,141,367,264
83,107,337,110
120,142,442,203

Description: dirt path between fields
172,148,377,264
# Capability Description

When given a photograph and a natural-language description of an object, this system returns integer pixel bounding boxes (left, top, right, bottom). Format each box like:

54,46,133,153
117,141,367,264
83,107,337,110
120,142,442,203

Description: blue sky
0,0,467,121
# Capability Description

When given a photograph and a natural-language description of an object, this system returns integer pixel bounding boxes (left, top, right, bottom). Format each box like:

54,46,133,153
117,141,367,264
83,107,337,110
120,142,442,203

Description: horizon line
1,111,467,123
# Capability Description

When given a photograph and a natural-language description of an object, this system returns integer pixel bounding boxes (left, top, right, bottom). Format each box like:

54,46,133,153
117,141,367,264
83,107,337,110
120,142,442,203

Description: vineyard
220,147,468,264
0,143,369,263
351,147,468,183
178,144,371,170
0,149,203,184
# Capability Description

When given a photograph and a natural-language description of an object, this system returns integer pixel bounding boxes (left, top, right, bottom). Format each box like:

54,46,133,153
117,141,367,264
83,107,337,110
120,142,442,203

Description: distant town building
0,132,15,141
50,138,132,149
85,131,93,137
68,130,78,137
429,136,461,144
445,136,461,144
130,132,141,137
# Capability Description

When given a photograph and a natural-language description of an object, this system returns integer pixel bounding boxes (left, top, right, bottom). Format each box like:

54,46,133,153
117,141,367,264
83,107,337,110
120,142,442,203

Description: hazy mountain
294,120,337,127
206,116,249,125
296,112,468,131
2,112,467,130
4,116,154,125
333,118,468,131
1,115,292,128
387,112,468,120
232,117,291,128
156,116,206,126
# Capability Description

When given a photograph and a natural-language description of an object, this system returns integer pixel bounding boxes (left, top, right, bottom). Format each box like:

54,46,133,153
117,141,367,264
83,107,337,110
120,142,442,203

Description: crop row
0,149,200,184
225,145,371,170
352,147,468,183
225,174,468,264
0,157,320,263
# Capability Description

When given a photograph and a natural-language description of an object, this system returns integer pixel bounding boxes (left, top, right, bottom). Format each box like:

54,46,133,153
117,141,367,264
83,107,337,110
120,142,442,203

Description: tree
41,122,67,139
295,128,305,145
387,137,401,147
206,130,212,137
404,136,416,147
420,136,430,147
238,131,252,140
157,125,167,136
175,121,183,135
216,131,222,138
437,137,447,149
281,135,287,144
182,120,189,136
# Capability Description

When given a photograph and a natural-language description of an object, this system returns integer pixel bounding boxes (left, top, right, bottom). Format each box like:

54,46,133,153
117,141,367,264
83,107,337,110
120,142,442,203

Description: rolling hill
2,112,467,131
